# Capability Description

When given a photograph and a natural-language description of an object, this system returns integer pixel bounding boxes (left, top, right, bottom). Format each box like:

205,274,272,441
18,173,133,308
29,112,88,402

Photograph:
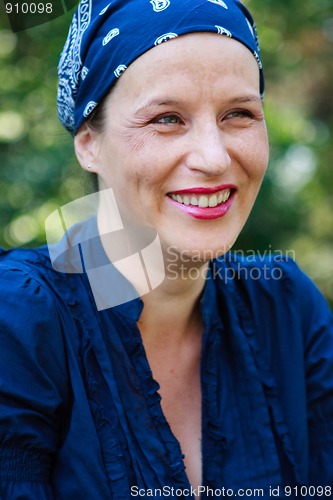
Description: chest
151,360,203,494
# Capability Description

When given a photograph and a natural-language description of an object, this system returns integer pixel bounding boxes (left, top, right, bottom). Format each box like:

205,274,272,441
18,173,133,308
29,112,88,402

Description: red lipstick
167,185,236,220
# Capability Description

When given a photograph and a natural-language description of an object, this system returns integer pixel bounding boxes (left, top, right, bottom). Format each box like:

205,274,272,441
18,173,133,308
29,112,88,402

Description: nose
185,122,232,176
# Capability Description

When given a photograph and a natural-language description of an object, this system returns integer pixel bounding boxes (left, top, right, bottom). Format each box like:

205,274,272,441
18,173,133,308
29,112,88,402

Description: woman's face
77,33,269,260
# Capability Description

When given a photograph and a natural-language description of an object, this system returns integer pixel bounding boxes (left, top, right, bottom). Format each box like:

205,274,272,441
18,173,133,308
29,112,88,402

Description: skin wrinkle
121,127,159,155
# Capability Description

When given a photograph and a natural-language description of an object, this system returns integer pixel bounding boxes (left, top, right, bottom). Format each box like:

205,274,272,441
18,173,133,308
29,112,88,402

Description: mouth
168,188,232,208
166,185,236,220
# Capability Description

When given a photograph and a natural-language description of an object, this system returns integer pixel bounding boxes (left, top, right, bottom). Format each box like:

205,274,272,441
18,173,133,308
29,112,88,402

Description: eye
153,114,181,124
224,109,254,120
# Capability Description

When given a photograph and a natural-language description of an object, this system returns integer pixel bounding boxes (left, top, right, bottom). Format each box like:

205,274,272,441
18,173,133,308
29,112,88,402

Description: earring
88,163,93,170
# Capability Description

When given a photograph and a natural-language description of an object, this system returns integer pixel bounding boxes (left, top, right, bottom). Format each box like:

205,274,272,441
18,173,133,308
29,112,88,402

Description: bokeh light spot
0,111,25,142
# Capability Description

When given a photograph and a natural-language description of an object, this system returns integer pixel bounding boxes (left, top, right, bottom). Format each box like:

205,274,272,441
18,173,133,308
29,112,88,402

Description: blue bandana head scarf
57,0,264,135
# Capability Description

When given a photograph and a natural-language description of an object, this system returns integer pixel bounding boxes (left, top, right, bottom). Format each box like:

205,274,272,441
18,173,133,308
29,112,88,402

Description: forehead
110,33,260,103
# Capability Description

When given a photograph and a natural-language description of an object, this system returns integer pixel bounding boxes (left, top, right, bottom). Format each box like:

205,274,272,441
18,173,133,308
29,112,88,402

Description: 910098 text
5,2,53,14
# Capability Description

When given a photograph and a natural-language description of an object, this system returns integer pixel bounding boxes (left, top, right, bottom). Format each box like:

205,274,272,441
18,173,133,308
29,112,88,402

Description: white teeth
222,191,230,202
209,194,218,208
199,196,209,208
169,189,232,208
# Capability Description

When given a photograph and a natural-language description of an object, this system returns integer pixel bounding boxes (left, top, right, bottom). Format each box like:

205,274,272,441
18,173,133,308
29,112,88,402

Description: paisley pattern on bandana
57,0,92,133
57,0,264,135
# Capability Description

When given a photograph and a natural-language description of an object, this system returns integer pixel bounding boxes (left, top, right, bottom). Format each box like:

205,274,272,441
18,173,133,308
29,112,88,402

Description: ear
74,123,102,173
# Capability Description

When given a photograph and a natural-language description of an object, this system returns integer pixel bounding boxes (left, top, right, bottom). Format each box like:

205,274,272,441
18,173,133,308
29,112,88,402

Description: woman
0,0,332,498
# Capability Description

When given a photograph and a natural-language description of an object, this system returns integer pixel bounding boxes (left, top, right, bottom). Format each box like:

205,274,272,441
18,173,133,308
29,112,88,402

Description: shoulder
0,245,53,284
0,245,87,309
0,246,80,383
0,246,68,361
0,248,71,436
0,245,57,306
0,245,98,358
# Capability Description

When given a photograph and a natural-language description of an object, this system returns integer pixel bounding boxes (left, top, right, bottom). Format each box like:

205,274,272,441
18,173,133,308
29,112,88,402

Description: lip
166,187,236,220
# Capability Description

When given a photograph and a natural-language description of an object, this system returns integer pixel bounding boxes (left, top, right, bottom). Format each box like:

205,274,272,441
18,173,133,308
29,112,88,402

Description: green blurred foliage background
0,0,332,303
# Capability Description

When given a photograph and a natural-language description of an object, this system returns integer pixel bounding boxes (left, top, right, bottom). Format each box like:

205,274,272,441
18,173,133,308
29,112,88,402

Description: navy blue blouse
0,240,332,499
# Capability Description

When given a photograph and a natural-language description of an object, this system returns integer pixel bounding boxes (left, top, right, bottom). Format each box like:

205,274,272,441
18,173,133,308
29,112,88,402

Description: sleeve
0,265,69,499
295,266,333,486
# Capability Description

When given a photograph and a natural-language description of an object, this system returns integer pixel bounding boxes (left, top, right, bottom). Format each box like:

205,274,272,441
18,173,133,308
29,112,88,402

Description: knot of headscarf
57,0,264,135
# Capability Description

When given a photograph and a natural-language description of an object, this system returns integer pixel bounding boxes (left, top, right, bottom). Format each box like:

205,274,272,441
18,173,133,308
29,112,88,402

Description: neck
138,259,209,347
96,207,209,344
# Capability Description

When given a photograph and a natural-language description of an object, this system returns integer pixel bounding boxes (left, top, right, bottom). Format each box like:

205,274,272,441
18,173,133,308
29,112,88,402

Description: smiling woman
75,34,269,262
0,0,332,498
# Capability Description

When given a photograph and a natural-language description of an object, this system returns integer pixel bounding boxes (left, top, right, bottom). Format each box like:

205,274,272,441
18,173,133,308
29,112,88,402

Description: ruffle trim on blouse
39,263,132,498
200,265,229,450
77,321,131,498
227,258,308,486
64,280,189,493
210,259,299,487
118,316,189,485
257,364,306,484
200,326,231,487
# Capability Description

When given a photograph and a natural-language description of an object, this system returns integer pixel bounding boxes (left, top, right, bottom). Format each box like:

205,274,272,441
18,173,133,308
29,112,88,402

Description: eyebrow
228,95,262,105
135,94,262,114
135,99,181,114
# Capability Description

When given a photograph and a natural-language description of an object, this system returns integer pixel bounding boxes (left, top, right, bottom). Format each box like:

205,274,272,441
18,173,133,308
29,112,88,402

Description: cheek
255,141,269,180
107,149,171,211
234,128,269,180
125,128,158,155
123,140,177,191
118,128,170,174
